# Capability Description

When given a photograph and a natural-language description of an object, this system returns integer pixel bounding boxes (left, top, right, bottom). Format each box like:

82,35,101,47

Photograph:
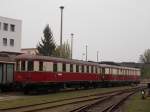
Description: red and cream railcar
101,64,140,84
15,54,103,90
14,54,141,92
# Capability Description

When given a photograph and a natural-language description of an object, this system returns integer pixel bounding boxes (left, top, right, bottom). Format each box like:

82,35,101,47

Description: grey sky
0,0,150,62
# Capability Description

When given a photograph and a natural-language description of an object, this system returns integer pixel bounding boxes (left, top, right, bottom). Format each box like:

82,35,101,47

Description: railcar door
2,64,6,84
0,64,3,83
6,64,14,83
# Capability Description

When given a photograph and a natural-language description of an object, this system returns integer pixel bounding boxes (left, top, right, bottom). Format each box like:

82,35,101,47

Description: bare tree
140,49,150,63
53,41,71,59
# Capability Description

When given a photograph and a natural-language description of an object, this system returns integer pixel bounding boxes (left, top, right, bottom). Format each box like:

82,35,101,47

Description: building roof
0,53,16,63
21,48,37,50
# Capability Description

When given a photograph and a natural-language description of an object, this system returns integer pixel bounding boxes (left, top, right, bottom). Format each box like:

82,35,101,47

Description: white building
0,16,22,53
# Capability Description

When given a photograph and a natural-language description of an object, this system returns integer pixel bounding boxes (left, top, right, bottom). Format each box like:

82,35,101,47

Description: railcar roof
16,54,140,70
15,54,100,66
100,64,140,70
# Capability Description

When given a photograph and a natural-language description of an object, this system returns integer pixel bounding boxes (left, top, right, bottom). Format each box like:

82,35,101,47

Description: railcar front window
21,61,25,71
28,61,34,71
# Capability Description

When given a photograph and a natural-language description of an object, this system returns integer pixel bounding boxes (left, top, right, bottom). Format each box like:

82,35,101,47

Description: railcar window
70,64,73,72
125,70,127,75
21,61,25,71
28,61,34,71
91,66,93,73
63,63,66,72
82,65,84,73
16,61,20,71
87,66,89,73
39,62,43,71
102,68,105,74
53,63,57,72
76,65,79,72
95,67,97,74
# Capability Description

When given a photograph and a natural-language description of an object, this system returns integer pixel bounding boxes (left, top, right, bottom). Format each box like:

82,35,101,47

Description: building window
39,61,43,71
10,39,14,46
63,63,66,72
53,63,57,72
70,64,73,72
3,23,8,31
28,61,34,71
10,24,15,32
3,38,7,46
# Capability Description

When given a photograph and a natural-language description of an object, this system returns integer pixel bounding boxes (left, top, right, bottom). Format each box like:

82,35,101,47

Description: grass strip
124,92,150,112
0,86,132,109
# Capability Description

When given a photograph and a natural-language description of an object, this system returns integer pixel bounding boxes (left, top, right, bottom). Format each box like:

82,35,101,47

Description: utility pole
59,6,64,57
70,33,74,59
86,45,88,61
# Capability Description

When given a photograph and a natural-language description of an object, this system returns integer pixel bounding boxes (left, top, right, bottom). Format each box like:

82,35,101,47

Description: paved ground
0,92,24,101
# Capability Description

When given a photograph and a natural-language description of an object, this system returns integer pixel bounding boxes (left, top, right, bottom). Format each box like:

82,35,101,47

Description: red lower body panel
104,74,140,81
15,72,140,84
15,72,102,83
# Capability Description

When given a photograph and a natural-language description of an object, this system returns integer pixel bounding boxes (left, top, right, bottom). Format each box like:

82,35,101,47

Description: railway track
0,87,141,112
70,89,138,112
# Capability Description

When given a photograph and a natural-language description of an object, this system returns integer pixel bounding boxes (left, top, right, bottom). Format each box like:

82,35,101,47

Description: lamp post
97,51,99,62
86,45,88,61
60,6,64,56
70,33,74,59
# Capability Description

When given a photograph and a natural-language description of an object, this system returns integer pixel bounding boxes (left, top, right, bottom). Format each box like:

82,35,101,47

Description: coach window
63,63,66,72
91,66,93,73
16,61,20,71
87,66,89,73
21,61,25,71
82,65,84,73
70,64,73,72
76,65,79,72
28,61,34,71
95,67,97,74
39,61,43,71
102,68,105,74
53,63,57,72
125,70,127,75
